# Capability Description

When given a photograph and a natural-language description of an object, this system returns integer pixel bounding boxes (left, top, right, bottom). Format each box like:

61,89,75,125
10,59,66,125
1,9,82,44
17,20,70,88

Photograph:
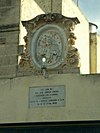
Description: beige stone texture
0,66,17,78
33,0,51,13
62,0,90,74
90,33,97,73
0,31,19,45
0,45,18,56
21,0,45,21
97,35,100,73
0,0,20,25
0,79,16,123
0,0,20,78
52,0,62,13
0,56,17,66
0,74,100,123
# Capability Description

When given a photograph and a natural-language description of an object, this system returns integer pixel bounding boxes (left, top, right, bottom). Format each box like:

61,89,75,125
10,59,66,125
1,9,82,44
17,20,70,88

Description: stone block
0,5,20,25
0,0,12,7
0,56,17,66
0,0,20,7
0,37,6,45
34,0,51,13
0,45,18,56
0,31,19,45
0,78,16,122
0,66,17,78
52,0,62,13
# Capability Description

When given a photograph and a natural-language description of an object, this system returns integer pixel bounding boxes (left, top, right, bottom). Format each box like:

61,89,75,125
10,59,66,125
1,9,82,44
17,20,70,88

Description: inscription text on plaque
29,85,65,107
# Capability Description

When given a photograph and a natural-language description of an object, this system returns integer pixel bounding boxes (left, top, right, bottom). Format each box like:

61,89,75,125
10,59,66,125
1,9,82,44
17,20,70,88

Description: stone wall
21,0,90,74
0,74,100,123
0,0,20,78
0,0,100,124
97,35,100,73
0,0,98,77
90,33,97,73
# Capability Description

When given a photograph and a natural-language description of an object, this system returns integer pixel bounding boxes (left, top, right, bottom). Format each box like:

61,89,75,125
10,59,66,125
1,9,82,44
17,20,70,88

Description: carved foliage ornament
20,13,80,73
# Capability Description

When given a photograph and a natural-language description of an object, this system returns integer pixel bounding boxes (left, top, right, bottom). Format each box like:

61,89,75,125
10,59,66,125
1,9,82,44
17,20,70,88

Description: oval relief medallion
30,24,68,69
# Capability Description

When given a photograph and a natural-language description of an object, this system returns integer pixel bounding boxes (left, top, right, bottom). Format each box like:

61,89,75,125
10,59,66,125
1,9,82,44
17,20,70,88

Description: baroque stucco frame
19,13,80,75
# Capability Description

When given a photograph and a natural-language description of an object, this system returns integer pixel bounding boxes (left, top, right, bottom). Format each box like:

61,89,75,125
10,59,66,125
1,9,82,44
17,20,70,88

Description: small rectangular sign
29,85,65,107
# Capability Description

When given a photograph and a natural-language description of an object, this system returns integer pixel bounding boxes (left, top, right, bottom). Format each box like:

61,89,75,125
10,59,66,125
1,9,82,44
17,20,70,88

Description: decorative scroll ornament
19,13,80,75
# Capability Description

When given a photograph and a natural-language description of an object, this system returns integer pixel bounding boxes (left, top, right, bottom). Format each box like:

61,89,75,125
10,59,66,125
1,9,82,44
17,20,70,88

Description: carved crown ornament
19,13,80,76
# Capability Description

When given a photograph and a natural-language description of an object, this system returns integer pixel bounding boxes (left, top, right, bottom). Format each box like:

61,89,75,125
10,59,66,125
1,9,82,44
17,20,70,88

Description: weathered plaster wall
0,74,100,123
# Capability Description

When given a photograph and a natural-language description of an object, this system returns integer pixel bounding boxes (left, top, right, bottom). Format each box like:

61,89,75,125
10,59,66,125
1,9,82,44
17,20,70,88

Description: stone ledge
17,67,80,77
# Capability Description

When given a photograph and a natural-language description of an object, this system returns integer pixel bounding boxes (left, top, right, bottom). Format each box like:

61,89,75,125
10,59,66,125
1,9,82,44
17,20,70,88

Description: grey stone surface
0,66,17,78
0,0,20,78
0,45,18,56
52,0,62,13
0,0,12,7
0,56,17,66
34,0,51,13
0,31,19,45
29,85,65,107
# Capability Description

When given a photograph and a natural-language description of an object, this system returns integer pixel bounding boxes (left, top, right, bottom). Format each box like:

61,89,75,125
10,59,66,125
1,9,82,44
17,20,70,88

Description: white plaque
29,85,65,107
